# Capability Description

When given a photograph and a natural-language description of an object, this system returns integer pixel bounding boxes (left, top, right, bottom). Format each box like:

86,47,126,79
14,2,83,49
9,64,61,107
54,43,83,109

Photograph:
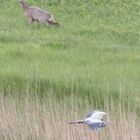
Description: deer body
19,0,59,27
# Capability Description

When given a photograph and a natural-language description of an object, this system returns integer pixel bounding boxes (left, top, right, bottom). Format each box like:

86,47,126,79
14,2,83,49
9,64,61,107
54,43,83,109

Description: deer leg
37,20,40,24
45,22,50,27
28,17,33,27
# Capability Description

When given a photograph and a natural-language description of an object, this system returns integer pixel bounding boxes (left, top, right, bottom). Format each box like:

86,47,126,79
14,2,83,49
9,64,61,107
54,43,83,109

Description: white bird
68,110,108,131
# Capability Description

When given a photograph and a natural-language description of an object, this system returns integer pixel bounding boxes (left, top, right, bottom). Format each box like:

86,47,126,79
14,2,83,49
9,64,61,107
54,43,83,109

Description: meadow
0,0,140,139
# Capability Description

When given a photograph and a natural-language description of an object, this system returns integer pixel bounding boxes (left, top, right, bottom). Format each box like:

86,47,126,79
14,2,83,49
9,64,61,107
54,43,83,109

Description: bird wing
86,111,106,120
86,121,102,131
86,112,93,118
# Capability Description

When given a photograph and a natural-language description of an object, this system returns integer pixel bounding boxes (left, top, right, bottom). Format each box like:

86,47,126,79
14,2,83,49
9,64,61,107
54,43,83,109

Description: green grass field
0,0,140,139
0,0,140,106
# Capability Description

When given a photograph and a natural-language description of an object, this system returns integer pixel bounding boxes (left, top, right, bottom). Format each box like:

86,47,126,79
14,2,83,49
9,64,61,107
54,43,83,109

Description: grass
0,0,140,139
0,94,139,140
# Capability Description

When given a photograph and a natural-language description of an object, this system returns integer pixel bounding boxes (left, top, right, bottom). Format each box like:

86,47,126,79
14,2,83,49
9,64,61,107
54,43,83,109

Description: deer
19,0,59,27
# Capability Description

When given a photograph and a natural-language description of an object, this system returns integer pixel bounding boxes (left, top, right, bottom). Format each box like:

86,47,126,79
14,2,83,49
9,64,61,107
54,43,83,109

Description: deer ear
19,0,23,2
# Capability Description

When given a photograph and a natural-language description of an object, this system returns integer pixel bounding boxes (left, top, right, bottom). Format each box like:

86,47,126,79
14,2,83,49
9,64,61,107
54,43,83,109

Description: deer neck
20,2,29,12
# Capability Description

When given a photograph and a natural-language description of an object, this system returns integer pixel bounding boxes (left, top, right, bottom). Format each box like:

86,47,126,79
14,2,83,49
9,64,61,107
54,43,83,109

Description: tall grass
0,94,139,140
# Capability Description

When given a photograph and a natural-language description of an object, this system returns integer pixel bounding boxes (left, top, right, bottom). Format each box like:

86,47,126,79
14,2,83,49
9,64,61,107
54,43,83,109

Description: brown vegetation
0,95,139,140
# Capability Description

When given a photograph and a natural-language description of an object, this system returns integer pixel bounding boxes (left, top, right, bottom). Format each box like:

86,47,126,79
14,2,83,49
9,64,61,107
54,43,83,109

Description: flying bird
68,110,108,131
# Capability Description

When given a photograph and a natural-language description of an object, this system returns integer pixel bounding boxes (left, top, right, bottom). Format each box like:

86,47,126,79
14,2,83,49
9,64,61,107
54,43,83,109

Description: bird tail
68,120,84,124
